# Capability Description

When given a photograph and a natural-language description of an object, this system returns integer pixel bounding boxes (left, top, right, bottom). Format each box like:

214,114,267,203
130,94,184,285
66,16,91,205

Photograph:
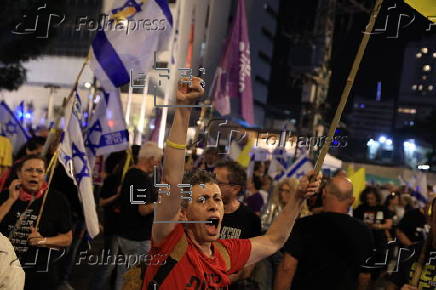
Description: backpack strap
213,241,231,272
147,236,232,289
147,233,188,289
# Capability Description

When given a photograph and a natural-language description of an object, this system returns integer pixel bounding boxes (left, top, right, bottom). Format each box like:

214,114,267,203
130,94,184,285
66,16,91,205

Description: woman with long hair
255,178,299,290
261,178,299,232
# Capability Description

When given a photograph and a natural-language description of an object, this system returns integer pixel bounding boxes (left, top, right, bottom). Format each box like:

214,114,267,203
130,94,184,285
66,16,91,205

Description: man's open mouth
207,218,220,229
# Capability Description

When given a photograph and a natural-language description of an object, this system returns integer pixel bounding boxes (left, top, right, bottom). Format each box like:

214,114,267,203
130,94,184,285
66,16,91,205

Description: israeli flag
89,0,173,89
0,101,30,155
59,94,100,238
273,154,313,182
268,148,292,181
402,172,428,208
246,147,270,178
87,0,172,163
84,87,129,168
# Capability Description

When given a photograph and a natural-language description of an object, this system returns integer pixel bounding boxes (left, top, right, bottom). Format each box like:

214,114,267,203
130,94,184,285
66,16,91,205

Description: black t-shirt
353,205,393,248
99,173,122,235
398,209,427,244
116,168,156,241
220,203,261,239
389,243,436,289
50,165,83,223
283,212,374,290
0,189,72,271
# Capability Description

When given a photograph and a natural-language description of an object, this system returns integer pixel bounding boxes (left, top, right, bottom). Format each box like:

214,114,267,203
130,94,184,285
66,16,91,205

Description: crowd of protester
0,79,435,290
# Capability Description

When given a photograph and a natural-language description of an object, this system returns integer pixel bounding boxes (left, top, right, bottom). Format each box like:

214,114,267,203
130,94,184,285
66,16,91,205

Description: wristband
166,139,186,150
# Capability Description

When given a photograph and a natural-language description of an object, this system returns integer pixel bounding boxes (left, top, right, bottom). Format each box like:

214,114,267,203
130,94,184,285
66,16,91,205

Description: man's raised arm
152,77,204,245
247,172,321,265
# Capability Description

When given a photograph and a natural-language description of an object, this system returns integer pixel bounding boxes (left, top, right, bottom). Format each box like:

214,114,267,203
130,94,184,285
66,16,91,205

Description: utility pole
298,0,336,159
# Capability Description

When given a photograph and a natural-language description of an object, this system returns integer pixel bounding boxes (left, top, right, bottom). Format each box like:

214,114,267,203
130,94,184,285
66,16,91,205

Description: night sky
270,0,435,122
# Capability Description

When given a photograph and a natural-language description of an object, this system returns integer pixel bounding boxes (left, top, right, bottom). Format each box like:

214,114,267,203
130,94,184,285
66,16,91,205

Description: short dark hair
182,169,216,187
253,175,262,190
359,186,381,205
17,154,47,171
181,169,216,208
26,136,46,151
214,160,247,192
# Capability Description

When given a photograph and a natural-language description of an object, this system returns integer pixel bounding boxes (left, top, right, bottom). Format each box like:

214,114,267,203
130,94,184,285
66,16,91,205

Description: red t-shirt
143,224,251,289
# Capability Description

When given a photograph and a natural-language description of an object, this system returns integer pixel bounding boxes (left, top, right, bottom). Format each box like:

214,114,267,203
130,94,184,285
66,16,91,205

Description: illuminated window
416,52,422,58
423,65,431,72
421,48,428,54
422,76,427,80
418,85,423,91
429,85,434,91
412,84,417,90
398,108,416,114
433,52,436,58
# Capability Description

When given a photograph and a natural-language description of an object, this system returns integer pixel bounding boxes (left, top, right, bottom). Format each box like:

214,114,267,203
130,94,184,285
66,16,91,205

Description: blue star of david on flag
0,101,30,154
85,120,102,155
58,93,100,238
72,143,90,185
5,120,18,135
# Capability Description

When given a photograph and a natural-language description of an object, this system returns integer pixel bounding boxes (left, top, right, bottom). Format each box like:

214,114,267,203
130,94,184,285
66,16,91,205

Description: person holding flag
142,77,321,289
0,154,72,290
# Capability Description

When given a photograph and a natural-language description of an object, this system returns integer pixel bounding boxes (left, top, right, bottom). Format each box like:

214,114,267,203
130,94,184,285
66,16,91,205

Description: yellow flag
236,138,254,168
405,0,436,21
346,165,354,178
350,168,366,208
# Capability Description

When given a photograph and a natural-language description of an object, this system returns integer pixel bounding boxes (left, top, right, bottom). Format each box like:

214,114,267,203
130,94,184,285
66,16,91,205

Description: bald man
274,177,374,290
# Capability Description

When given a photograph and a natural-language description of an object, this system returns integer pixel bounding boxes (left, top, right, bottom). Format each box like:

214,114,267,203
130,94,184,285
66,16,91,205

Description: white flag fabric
399,172,428,208
273,153,313,182
59,94,100,238
87,0,173,162
246,147,270,178
410,172,428,208
268,148,292,181
89,0,173,89
0,101,30,155
84,87,129,167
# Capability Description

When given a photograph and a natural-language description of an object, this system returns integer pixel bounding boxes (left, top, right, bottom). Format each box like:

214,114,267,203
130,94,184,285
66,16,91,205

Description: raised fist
176,77,205,105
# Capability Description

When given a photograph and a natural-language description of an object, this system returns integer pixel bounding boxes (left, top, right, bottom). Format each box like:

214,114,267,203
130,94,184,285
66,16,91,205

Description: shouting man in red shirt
143,77,321,289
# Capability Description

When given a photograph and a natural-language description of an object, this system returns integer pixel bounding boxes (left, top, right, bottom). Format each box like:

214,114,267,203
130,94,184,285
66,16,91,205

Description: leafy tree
0,0,67,90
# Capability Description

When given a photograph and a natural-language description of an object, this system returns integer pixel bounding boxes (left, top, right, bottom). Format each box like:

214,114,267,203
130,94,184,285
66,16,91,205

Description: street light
417,164,430,170
385,139,392,146
367,139,376,146
404,141,416,152
378,136,387,143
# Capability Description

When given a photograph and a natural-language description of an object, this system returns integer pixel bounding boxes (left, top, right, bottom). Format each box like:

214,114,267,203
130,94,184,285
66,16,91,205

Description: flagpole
136,76,150,145
35,150,60,231
38,54,90,231
312,0,384,178
42,55,90,157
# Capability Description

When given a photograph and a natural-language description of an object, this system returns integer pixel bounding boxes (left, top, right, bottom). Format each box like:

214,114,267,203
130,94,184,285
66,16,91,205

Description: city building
396,35,436,128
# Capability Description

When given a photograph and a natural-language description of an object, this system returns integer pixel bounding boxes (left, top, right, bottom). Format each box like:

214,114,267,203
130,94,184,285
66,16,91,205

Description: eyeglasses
23,168,45,175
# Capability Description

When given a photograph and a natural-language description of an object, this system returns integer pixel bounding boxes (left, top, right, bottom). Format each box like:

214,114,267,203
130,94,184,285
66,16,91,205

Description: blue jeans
115,237,151,290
